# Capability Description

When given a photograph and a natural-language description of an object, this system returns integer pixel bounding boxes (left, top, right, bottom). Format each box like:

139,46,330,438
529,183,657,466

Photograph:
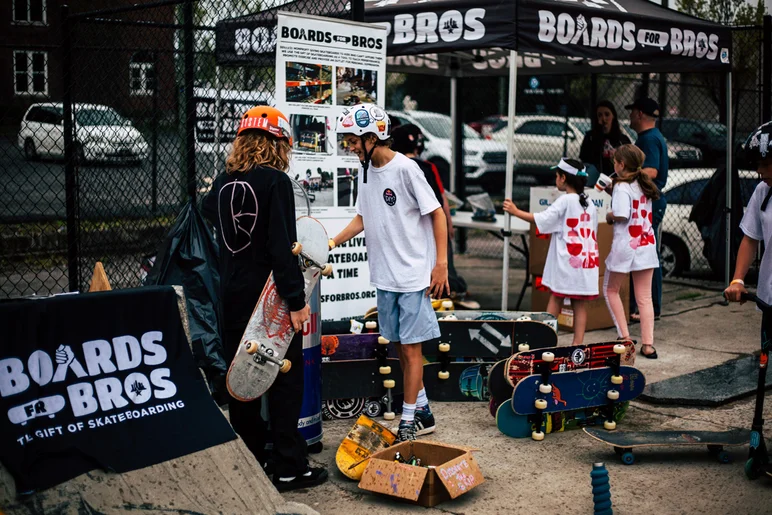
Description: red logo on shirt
566,211,599,269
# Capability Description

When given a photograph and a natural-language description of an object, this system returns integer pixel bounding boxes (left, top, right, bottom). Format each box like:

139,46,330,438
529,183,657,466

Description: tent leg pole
725,71,733,289
502,50,518,311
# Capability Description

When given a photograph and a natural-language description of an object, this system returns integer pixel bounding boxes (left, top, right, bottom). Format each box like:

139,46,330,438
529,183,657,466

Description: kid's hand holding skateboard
428,260,449,299
291,304,311,332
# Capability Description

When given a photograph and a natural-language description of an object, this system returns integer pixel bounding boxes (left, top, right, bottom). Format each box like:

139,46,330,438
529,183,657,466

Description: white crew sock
401,402,416,422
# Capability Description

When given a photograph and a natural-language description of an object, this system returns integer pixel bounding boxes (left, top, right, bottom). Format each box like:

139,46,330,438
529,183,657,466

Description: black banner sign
0,286,235,492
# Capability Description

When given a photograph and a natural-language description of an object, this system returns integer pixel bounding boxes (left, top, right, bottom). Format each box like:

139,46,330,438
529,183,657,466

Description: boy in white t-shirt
725,121,772,306
504,158,599,346
331,104,449,442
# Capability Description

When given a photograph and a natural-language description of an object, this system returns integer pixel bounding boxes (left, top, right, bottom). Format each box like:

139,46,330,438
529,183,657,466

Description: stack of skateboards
320,310,560,420
489,339,646,440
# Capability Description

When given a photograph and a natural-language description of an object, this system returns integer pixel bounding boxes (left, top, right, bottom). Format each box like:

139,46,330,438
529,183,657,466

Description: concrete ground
285,255,772,514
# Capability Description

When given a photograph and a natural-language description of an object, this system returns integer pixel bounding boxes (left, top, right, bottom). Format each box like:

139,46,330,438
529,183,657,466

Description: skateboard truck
245,340,291,373
292,241,333,276
378,336,396,421
603,344,627,430
438,342,451,379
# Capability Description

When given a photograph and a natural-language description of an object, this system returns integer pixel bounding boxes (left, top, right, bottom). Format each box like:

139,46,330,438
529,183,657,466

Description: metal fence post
61,4,80,292
183,0,196,203
763,15,771,123
352,0,364,22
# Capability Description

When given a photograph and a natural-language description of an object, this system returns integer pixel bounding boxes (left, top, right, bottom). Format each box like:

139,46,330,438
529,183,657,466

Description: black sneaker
273,466,328,492
414,406,436,436
396,420,418,442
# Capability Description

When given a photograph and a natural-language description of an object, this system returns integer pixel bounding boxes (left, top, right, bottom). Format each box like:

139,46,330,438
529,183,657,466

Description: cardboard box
529,186,611,219
358,440,484,507
529,222,630,332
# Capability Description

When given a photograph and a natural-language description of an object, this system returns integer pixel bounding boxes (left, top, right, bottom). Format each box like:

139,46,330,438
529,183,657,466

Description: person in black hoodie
390,122,477,307
202,105,327,492
580,100,631,184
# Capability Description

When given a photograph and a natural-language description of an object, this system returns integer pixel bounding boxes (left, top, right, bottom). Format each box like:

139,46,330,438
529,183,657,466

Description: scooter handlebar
741,292,771,311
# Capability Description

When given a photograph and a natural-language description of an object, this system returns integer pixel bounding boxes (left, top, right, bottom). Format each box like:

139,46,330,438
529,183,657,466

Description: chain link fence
0,1,768,298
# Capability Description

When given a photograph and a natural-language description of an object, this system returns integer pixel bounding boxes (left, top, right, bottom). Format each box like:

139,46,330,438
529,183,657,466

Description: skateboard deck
336,414,396,480
487,357,513,416
435,310,557,328
321,333,398,361
496,401,630,438
507,340,636,387
322,394,405,421
226,216,330,402
512,366,646,415
322,358,403,400
584,428,750,465
322,318,379,335
422,361,494,402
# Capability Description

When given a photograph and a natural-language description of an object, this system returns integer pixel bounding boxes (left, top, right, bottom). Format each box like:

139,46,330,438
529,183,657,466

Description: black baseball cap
625,97,660,118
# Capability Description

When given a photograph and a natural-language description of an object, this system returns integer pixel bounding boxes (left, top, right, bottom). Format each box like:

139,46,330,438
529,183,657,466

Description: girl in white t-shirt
604,144,661,358
504,158,599,345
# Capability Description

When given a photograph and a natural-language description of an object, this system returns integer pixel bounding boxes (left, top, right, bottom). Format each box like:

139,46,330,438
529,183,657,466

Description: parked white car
18,103,149,164
488,115,702,184
388,110,512,193
659,168,757,277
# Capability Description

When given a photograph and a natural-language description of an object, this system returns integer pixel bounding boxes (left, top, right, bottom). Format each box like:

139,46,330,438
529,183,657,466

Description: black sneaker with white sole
414,406,436,436
273,466,328,492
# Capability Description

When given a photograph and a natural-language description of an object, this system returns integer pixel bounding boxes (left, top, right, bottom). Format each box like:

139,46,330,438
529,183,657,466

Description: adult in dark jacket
580,100,631,185
202,105,327,492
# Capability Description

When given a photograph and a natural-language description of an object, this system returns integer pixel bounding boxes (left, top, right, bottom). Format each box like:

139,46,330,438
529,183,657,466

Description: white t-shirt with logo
740,182,772,304
606,181,660,273
355,152,441,292
533,193,599,296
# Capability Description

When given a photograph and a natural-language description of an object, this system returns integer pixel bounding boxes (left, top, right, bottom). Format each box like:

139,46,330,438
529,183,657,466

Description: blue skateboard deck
512,366,645,415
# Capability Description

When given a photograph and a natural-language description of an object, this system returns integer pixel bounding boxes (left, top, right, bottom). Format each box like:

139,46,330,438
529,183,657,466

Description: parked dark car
659,118,727,164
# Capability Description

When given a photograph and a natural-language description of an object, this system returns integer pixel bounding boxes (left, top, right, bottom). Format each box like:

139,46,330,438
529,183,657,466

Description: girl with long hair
603,144,661,358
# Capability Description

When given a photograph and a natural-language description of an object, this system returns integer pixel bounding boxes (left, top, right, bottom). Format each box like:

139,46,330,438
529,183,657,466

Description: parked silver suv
18,103,149,164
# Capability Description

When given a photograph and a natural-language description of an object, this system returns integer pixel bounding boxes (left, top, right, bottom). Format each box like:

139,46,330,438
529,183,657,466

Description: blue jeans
631,198,666,317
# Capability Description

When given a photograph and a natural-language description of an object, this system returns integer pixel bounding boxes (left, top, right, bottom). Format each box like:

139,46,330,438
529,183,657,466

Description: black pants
224,326,308,478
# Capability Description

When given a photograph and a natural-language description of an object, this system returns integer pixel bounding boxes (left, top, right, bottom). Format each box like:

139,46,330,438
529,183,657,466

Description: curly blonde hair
226,131,291,174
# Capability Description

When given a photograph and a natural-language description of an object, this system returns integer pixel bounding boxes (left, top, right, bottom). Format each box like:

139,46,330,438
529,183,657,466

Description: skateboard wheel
611,374,623,385
542,351,555,362
607,389,620,400
716,451,731,464
613,344,626,354
328,238,336,250
379,366,392,375
621,451,635,465
279,360,291,373
539,383,552,394
517,315,532,321
321,264,333,276
535,399,548,410
518,344,530,352
440,314,458,320
441,300,454,310
365,321,377,330
438,370,450,380
378,336,390,345
438,343,450,353
245,340,259,354
383,379,396,388
604,420,617,430
532,430,545,441
291,242,302,255
383,412,396,421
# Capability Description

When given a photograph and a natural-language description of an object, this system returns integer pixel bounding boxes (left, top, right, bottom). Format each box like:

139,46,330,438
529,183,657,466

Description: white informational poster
276,12,387,322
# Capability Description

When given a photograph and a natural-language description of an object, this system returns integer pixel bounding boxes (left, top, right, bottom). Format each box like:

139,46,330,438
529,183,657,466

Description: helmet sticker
761,134,769,158
341,115,354,128
370,106,386,120
355,109,370,128
376,121,386,133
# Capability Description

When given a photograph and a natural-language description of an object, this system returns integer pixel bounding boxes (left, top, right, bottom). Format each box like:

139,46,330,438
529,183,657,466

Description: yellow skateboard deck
88,262,112,292
335,414,396,480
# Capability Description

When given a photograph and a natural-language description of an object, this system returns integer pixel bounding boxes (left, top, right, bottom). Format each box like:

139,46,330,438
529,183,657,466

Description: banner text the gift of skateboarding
0,287,235,492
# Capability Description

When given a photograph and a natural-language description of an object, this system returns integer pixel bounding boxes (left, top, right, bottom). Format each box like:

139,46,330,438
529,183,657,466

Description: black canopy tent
216,0,735,307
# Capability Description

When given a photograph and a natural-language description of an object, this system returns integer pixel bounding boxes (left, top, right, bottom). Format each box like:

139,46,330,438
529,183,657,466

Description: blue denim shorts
376,288,441,344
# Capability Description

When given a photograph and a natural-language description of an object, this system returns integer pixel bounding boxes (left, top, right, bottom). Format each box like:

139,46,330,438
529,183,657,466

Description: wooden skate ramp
0,435,319,515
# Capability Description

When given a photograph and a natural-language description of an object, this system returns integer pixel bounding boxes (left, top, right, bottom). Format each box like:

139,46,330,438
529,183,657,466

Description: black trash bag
145,201,227,404
689,166,743,278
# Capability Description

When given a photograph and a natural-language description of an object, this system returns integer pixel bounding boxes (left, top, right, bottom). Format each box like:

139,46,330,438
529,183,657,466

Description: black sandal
641,345,658,359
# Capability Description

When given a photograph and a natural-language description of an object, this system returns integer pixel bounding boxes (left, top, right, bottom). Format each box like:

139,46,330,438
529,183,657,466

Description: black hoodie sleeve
579,131,593,163
267,174,306,312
